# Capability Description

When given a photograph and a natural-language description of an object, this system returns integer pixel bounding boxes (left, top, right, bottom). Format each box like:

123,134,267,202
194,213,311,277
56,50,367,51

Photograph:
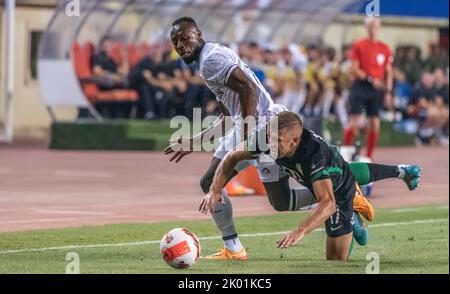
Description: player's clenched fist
276,228,305,249
199,190,226,214
164,137,193,163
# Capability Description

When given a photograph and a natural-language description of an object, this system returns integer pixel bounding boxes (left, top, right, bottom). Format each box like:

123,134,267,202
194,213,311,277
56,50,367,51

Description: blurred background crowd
85,35,448,146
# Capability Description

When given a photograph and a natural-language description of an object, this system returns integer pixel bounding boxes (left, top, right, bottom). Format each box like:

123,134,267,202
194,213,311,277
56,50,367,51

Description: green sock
349,162,371,185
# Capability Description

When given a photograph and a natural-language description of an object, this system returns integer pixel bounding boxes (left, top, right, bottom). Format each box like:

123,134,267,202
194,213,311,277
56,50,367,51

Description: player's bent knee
266,192,290,212
264,181,291,212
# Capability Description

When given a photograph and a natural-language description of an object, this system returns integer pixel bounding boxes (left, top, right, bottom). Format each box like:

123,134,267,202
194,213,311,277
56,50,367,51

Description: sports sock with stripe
349,162,400,185
224,237,244,253
288,187,318,211
210,189,240,245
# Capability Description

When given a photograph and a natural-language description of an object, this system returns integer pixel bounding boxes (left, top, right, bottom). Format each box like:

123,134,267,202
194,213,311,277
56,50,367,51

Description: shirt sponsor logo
262,168,271,175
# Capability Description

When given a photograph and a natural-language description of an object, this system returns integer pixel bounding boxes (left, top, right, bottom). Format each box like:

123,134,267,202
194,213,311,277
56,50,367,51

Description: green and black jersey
249,129,356,203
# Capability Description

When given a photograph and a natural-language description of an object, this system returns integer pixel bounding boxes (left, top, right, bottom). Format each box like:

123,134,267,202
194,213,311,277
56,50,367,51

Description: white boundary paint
0,218,447,255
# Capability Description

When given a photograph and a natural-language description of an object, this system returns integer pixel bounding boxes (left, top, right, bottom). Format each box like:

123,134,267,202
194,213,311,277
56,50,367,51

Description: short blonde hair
273,111,303,133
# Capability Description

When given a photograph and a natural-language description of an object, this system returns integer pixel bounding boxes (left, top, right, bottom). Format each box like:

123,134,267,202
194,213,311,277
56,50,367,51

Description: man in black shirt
200,111,421,261
131,50,175,119
410,71,449,144
91,36,129,91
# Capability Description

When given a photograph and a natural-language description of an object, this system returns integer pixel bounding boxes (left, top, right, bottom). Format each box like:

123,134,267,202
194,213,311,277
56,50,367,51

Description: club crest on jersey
282,165,304,184
296,164,304,177
216,88,224,98
210,85,224,98
376,53,385,65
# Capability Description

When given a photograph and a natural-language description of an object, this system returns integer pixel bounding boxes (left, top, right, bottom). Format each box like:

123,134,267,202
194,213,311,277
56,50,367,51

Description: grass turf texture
0,205,447,274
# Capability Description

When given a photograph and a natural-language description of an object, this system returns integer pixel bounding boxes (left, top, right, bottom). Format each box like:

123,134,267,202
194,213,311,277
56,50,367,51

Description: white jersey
199,43,285,119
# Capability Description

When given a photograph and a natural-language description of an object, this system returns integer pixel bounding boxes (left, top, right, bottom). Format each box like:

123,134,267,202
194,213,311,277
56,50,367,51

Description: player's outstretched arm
164,137,195,163
277,179,336,249
164,101,234,163
199,142,252,214
164,113,231,163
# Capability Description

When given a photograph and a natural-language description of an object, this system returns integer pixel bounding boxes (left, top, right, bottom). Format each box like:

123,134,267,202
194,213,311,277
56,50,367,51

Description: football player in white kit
165,16,289,260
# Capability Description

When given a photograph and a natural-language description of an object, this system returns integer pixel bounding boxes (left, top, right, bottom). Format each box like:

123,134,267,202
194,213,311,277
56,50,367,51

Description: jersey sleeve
245,129,269,156
350,42,362,63
309,154,331,183
385,45,394,66
202,52,239,85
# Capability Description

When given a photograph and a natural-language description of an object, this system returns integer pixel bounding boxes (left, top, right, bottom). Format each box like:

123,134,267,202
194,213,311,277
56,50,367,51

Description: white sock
224,237,244,252
397,165,407,179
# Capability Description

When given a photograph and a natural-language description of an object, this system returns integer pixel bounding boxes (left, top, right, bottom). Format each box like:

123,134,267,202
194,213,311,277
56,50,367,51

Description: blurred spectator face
393,67,406,82
322,47,336,63
306,45,319,62
100,37,113,55
406,48,417,60
421,72,435,89
280,47,292,64
238,42,251,59
434,68,448,86
396,48,406,60
342,45,352,61
429,44,438,56
153,49,164,64
248,41,262,62
365,17,381,40
264,50,278,65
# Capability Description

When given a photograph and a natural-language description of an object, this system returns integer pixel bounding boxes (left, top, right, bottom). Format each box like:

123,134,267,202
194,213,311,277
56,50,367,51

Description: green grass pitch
0,205,448,274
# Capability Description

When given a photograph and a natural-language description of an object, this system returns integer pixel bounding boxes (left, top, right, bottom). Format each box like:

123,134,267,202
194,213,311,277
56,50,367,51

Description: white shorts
255,154,289,183
213,104,287,160
214,105,288,182
213,128,287,183
213,124,241,160
216,152,288,184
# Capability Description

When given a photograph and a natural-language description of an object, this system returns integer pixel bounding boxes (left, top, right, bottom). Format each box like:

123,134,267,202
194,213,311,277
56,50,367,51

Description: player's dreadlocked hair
172,16,198,29
274,111,304,133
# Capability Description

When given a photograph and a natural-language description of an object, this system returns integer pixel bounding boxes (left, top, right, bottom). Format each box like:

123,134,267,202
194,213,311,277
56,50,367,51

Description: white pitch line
33,209,113,216
0,218,447,255
0,218,79,225
390,205,449,213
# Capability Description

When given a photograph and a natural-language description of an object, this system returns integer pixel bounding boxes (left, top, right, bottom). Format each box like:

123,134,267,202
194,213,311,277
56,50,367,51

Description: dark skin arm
277,179,337,248
225,67,258,139
164,102,232,163
199,142,252,213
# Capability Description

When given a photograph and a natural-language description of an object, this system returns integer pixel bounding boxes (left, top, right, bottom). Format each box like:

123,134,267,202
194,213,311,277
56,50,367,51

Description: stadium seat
139,43,150,57
128,43,151,69
71,42,138,107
